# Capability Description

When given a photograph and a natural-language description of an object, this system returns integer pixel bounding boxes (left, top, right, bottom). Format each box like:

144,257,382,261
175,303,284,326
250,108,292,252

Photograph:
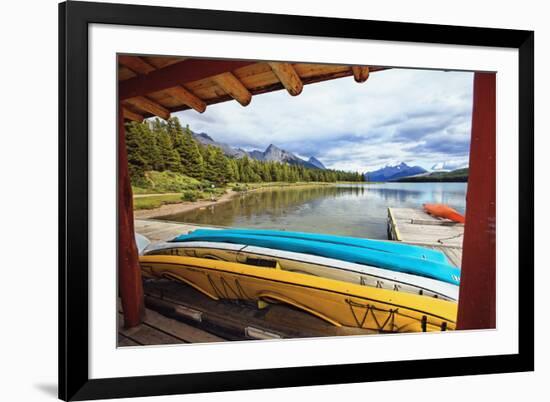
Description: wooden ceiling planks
122,107,144,122
119,55,386,120
119,55,156,75
143,56,186,69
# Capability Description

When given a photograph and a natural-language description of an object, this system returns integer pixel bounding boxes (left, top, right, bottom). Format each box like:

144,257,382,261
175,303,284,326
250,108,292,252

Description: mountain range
191,131,325,170
365,162,427,182
192,133,248,158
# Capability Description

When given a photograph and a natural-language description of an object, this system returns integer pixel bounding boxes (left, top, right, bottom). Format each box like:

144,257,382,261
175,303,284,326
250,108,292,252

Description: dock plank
387,207,464,267
118,312,183,345
142,306,225,343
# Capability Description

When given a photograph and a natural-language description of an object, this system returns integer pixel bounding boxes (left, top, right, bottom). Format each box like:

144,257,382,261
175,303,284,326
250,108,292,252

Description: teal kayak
175,228,450,265
171,230,461,285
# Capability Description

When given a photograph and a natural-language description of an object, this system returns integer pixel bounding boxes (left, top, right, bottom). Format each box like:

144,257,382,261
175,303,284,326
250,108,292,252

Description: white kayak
143,240,459,301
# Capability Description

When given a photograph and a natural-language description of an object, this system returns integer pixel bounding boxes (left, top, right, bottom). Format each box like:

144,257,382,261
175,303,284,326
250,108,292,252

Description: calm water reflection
160,182,467,239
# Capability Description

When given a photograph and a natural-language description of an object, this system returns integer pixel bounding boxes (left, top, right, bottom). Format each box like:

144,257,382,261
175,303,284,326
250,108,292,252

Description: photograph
118,55,491,345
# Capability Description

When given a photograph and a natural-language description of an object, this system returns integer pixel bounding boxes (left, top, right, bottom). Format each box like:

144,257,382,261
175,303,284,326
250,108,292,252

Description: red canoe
423,203,465,224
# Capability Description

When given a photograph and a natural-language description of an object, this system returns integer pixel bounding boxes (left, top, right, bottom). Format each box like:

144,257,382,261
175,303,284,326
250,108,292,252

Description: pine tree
173,126,205,179
212,147,233,184
125,122,148,182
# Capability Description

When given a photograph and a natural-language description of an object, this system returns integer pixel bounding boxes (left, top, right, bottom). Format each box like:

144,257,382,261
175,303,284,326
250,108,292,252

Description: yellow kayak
140,255,457,333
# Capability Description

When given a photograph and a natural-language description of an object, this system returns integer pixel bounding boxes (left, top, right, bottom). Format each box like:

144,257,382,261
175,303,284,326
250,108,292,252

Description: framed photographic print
59,1,534,400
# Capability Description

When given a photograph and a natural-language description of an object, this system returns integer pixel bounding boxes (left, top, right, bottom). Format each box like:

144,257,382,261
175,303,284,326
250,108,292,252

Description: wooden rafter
164,86,207,113
212,72,252,106
119,59,256,100
125,96,170,120
119,55,156,75
351,66,370,83
122,107,144,122
268,62,303,96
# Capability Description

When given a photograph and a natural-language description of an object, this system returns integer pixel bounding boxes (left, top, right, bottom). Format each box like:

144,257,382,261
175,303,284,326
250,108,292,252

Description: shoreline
134,189,237,219
133,182,335,220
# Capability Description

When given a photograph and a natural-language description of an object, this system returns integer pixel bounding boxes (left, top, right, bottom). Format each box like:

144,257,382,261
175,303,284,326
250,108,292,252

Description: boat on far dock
423,203,465,224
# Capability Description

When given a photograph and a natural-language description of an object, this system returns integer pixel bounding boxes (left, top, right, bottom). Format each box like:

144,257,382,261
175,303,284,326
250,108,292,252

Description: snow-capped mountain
365,162,427,182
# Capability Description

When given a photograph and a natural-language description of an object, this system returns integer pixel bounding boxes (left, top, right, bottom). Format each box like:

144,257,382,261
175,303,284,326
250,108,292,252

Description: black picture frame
59,1,534,400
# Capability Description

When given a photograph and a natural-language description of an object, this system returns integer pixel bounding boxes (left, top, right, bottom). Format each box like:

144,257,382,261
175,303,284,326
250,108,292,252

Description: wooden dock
387,207,464,267
119,278,375,346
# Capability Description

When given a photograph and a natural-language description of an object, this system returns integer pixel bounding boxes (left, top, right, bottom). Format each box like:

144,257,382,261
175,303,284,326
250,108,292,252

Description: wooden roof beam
268,62,303,96
119,55,156,75
119,59,256,100
122,108,144,122
351,66,370,83
125,96,170,120
164,86,207,113
212,72,252,106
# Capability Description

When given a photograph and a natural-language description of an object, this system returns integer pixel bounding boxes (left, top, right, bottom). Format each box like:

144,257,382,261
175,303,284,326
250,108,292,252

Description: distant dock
387,207,464,267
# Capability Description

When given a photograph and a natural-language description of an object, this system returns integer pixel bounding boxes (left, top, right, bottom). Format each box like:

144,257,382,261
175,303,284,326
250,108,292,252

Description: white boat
143,240,459,301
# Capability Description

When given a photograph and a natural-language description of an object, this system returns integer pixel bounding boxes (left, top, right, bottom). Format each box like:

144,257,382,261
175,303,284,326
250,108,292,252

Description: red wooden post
457,72,496,330
118,103,145,328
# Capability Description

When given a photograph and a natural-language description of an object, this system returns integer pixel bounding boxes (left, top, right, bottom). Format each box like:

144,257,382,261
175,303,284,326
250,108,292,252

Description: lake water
159,182,467,239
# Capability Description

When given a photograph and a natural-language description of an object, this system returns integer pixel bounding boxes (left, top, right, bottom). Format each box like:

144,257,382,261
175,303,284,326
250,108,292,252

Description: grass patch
133,188,227,210
228,181,333,191
133,194,184,210
132,170,212,194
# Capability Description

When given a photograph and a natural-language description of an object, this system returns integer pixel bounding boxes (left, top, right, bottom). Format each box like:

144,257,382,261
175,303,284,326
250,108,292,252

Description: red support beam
118,103,144,328
119,58,255,100
457,72,496,330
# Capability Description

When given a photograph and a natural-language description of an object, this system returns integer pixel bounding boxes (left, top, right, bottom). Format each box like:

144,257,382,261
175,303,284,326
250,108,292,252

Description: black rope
235,279,251,300
346,299,370,328
207,274,224,299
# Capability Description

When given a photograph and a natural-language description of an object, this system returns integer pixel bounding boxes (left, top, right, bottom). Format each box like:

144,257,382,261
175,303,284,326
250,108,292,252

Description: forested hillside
125,117,364,186
396,168,469,182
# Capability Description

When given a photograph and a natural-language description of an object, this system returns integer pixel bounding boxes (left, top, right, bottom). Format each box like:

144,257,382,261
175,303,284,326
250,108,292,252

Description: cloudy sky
173,68,474,173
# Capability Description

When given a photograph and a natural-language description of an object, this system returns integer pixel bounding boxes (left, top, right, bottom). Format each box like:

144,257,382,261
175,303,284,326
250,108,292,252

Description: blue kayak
171,230,461,285
175,228,450,265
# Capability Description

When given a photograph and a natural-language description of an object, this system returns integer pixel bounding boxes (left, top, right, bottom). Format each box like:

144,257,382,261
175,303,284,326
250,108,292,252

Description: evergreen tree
125,115,366,186
174,126,205,179
125,122,148,181
157,129,181,172
141,122,162,171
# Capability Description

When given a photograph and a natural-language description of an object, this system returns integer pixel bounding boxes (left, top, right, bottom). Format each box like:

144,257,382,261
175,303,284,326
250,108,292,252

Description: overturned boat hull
145,241,459,301
140,254,457,333
170,230,461,285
